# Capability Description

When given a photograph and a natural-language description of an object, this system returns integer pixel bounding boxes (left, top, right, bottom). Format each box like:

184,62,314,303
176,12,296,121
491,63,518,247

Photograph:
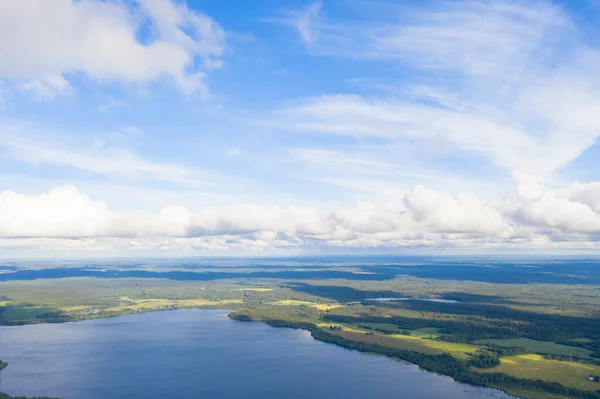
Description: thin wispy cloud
0,122,206,189
294,2,323,47
271,1,600,179
98,98,128,113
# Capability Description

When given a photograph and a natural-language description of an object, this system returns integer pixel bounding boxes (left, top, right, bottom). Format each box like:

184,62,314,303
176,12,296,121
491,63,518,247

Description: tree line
230,314,600,399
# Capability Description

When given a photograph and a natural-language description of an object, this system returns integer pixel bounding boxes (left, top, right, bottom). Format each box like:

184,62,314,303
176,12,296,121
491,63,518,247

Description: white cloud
0,186,113,238
0,0,225,97
19,75,72,101
275,94,585,177
562,181,600,213
284,1,566,67
293,2,323,47
271,1,600,179
0,179,598,254
0,82,6,110
514,174,600,234
11,143,195,183
404,185,505,235
0,122,204,188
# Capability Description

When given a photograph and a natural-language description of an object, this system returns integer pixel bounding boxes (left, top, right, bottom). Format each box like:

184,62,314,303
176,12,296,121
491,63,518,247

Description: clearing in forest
475,354,600,391
327,327,480,359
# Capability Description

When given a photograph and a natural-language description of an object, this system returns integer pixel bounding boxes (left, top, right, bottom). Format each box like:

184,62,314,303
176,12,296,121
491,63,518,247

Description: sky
1,0,600,257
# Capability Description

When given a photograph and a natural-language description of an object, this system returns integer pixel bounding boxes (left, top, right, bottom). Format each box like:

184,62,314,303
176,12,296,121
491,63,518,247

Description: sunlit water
0,309,516,399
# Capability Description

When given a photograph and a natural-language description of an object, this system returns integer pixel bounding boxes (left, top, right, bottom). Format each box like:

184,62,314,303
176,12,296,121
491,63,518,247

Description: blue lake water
0,309,516,399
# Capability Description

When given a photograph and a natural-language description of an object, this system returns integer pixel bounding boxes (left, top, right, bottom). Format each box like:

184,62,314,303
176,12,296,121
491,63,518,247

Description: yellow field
65,298,244,315
0,301,9,306
327,327,480,359
272,300,316,306
476,354,600,391
272,300,342,311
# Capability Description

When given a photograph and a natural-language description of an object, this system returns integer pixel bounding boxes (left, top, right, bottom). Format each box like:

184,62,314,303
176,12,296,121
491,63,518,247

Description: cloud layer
1,177,599,254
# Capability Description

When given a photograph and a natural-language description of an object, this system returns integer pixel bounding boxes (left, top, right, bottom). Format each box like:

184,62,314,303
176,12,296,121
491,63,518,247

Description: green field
475,338,593,358
476,354,600,391
0,306,57,322
329,327,480,359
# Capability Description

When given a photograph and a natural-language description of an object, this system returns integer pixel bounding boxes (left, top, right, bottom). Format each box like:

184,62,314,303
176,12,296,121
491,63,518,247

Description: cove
0,309,516,399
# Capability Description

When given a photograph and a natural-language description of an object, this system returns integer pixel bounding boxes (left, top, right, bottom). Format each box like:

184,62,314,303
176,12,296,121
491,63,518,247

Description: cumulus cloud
0,0,225,97
1,179,598,254
0,186,113,238
514,174,600,234
404,185,505,235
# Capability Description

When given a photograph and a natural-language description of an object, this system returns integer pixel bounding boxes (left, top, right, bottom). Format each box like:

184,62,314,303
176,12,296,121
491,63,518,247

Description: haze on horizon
1,0,600,257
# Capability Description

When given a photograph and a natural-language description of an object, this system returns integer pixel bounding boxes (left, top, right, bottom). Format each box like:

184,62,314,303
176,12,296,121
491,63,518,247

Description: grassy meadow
476,354,600,391
325,326,481,359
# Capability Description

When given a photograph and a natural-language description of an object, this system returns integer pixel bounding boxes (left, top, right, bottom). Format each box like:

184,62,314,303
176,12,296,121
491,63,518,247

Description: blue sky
1,0,600,257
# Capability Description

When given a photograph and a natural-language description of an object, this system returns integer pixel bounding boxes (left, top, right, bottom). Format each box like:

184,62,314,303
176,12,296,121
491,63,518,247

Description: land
477,354,600,391
474,339,594,358
0,395,58,399
1,257,600,399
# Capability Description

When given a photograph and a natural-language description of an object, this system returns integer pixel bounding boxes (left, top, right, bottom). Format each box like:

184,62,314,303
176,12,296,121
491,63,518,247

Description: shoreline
2,308,519,399
4,307,597,399
228,312,600,399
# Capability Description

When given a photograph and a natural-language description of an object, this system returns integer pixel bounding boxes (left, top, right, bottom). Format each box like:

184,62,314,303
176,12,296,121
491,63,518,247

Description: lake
365,297,460,303
0,309,516,399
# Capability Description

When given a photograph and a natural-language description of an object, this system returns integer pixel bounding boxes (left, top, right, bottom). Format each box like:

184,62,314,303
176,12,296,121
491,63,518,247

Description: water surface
366,297,460,303
0,309,516,399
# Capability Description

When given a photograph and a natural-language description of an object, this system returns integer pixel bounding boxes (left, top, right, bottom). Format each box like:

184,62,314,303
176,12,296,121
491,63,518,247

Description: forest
1,258,600,399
